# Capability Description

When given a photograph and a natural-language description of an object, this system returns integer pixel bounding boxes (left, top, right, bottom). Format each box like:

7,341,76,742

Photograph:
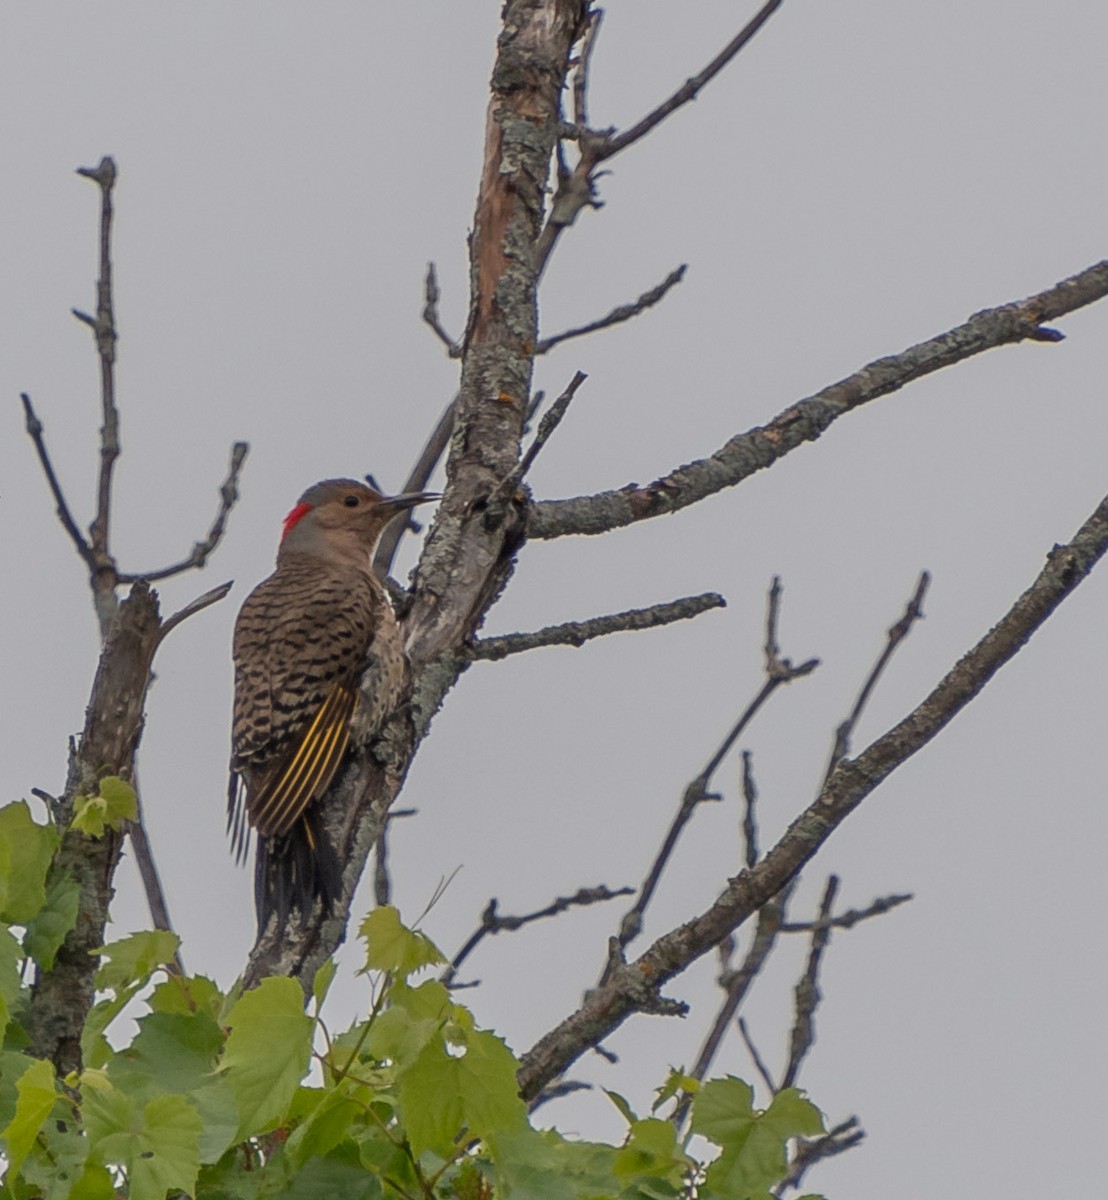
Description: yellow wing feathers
248,682,358,837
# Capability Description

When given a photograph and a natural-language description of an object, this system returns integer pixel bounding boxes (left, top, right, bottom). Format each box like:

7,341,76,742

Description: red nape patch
281,502,312,541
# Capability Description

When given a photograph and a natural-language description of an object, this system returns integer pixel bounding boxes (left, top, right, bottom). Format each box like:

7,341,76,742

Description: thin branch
374,821,393,907
572,7,602,129
120,442,249,583
781,875,838,1089
157,581,234,645
75,157,120,610
471,590,724,661
737,1017,777,1097
372,392,458,580
779,891,912,933
20,393,94,569
610,581,815,959
536,265,686,354
421,263,461,358
602,0,784,160
741,750,758,869
671,884,795,1129
823,571,930,783
442,885,634,988
489,371,587,512
528,1079,592,1113
777,1117,865,1196
517,488,1108,1099
528,260,1108,539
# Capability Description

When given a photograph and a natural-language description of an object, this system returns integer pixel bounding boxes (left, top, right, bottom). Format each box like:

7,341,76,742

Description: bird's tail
254,807,342,935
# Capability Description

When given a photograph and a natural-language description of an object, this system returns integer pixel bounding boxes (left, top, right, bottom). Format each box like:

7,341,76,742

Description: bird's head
278,477,439,569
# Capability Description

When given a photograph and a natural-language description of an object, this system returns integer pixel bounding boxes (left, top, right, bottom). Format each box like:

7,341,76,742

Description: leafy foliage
0,801,827,1199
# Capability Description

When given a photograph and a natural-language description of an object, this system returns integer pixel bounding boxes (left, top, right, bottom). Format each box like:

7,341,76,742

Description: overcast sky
3,4,1106,1196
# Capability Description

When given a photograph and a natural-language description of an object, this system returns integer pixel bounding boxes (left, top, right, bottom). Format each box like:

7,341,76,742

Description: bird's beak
377,490,441,513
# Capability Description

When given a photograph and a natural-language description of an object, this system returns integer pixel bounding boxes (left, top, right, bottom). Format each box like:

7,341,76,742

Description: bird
227,477,437,934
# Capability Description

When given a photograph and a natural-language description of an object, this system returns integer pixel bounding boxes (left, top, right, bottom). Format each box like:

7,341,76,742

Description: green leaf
148,971,223,1019
18,1115,90,1200
67,1164,115,1200
358,906,445,978
652,1067,700,1113
23,871,81,972
0,801,59,924
92,1092,202,1200
93,929,180,992
0,1057,56,1175
312,958,337,1010
399,1025,525,1158
614,1117,687,1184
690,1076,755,1147
692,1078,823,1199
108,1009,224,1103
0,925,25,1045
760,1087,824,1140
220,976,313,1141
280,1141,382,1200
283,1088,359,1172
604,1088,639,1125
71,777,137,839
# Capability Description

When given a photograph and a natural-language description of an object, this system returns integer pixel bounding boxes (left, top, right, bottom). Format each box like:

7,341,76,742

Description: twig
374,821,392,907
502,371,587,497
372,393,458,579
823,571,930,783
471,591,725,661
737,1017,777,1096
602,1,784,159
157,581,234,645
671,886,794,1129
781,876,838,1088
777,1117,865,1196
741,750,758,869
528,1079,592,1113
74,157,121,629
421,263,461,358
126,768,185,976
442,885,634,988
536,266,686,354
528,260,1108,540
20,393,95,570
571,7,602,129
779,891,912,933
610,581,815,960
120,442,249,584
517,487,1108,1099
536,1,784,273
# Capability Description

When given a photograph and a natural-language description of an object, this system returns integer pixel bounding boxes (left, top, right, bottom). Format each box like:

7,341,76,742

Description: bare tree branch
471,591,725,662
537,1,784,272
779,891,912,934
20,393,95,570
777,1117,866,1196
421,262,461,358
536,265,686,354
372,393,458,580
528,260,1108,540
571,6,602,129
823,571,930,783
781,875,838,1089
73,157,121,633
737,1017,778,1097
157,581,234,644
741,749,758,869
442,885,634,988
489,371,588,511
602,0,785,159
517,488,1108,1098
610,581,815,960
120,442,249,583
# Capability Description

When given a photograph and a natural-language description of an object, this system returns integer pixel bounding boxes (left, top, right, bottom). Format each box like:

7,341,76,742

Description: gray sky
4,3,1107,1196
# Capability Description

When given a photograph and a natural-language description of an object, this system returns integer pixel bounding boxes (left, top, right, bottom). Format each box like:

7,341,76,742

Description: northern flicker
228,477,437,933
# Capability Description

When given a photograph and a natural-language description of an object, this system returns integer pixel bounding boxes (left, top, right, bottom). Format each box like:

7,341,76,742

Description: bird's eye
343,495,360,508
